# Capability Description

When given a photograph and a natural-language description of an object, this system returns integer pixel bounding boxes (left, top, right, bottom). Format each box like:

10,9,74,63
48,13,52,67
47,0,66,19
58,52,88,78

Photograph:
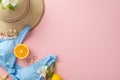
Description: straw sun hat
0,0,44,37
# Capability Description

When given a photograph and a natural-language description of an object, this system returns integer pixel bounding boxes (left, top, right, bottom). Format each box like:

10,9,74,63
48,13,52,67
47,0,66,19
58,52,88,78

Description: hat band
4,0,30,23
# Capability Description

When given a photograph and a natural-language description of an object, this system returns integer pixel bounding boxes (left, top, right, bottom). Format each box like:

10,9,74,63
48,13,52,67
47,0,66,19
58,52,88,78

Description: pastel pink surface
0,0,120,80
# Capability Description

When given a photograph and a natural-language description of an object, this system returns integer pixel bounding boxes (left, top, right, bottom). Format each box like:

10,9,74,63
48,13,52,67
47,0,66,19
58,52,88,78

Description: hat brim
0,0,44,33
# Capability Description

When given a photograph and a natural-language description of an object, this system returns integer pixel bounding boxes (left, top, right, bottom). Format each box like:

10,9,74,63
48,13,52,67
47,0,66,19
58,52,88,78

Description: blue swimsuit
0,26,57,80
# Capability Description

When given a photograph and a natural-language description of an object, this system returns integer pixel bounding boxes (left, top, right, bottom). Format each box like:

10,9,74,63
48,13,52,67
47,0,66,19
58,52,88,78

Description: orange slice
14,44,29,59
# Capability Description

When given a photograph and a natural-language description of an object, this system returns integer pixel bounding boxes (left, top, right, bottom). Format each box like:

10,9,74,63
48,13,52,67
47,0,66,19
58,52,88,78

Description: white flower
9,0,18,7
2,0,9,5
1,0,18,9
37,66,48,78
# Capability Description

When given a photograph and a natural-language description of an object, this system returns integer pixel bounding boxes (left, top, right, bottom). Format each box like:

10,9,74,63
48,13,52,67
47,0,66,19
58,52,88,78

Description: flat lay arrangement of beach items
0,0,63,80
0,26,57,80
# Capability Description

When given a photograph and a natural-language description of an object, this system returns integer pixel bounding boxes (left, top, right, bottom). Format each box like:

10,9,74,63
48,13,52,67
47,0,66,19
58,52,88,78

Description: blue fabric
0,26,57,80
16,55,56,80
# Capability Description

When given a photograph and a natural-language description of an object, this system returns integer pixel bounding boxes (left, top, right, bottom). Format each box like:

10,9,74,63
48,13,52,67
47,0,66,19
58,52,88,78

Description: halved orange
14,44,29,59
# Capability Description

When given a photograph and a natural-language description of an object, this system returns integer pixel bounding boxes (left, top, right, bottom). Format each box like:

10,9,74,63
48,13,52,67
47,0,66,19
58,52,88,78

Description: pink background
0,0,120,80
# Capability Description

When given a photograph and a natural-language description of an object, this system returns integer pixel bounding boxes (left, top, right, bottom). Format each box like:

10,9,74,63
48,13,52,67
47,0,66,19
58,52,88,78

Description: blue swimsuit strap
16,25,31,44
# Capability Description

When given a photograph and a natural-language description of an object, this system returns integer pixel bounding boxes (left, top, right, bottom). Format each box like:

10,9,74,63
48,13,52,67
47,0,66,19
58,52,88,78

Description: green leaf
52,63,56,72
46,72,54,78
47,66,51,73
46,63,56,80
51,71,55,77
46,77,48,80
2,5,7,10
0,0,2,4
8,4,14,11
